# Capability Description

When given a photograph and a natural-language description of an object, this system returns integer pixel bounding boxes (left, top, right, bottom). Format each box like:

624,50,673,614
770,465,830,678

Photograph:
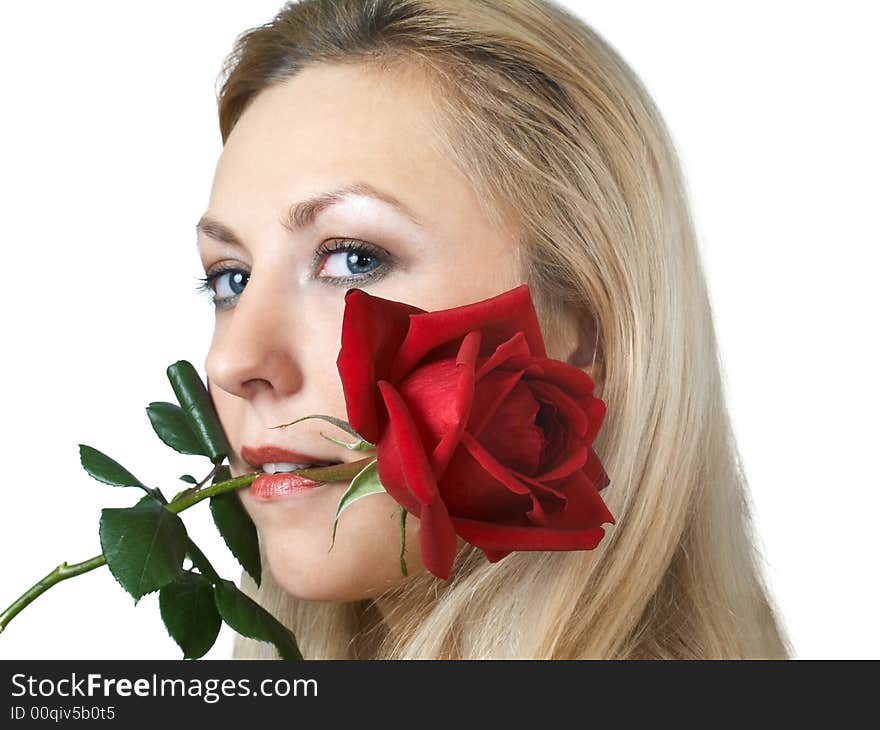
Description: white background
0,1,876,660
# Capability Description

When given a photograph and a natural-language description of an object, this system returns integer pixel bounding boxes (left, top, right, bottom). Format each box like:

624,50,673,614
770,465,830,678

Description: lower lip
249,472,324,500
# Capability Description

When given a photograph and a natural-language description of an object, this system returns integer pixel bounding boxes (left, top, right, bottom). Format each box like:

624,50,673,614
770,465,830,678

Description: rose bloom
337,284,613,580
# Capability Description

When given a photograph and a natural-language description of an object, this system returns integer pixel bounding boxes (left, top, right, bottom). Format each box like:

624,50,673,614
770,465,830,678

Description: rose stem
0,456,373,633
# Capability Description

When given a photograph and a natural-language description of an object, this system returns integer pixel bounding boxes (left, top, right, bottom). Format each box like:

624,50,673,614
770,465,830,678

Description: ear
562,306,605,393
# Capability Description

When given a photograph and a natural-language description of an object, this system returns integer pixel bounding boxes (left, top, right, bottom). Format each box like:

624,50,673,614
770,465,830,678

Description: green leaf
213,464,232,483
159,570,222,659
99,494,189,603
179,474,197,484
269,413,373,446
319,433,375,451
210,477,261,588
213,579,302,660
146,401,208,457
329,458,385,551
166,360,230,464
399,505,408,577
78,444,153,496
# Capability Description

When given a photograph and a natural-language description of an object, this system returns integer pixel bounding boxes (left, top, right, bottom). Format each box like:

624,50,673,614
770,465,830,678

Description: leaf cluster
80,361,301,659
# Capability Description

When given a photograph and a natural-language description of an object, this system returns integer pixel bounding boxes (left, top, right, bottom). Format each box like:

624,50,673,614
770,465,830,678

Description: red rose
336,284,614,580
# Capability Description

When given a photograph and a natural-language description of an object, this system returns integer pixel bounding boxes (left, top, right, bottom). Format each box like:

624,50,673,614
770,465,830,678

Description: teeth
261,462,314,474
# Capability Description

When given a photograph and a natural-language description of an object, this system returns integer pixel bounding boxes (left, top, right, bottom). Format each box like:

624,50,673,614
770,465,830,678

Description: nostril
242,378,272,389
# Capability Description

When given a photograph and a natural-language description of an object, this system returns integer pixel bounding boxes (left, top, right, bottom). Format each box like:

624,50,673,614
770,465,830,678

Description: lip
241,444,344,503
249,471,325,501
240,444,339,469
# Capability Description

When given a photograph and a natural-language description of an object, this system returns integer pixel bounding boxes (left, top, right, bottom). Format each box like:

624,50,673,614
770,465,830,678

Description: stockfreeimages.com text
10,673,317,704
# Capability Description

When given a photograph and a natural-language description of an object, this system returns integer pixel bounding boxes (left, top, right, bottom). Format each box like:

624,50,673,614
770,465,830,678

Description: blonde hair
216,0,791,659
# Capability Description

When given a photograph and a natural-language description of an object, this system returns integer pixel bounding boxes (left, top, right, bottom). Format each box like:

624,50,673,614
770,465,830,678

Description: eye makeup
194,237,396,309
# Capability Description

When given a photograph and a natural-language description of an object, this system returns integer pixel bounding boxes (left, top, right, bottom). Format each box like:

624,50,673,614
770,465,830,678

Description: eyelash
195,239,391,309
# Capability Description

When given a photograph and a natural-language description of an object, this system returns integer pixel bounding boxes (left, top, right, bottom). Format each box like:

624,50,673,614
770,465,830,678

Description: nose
204,267,304,401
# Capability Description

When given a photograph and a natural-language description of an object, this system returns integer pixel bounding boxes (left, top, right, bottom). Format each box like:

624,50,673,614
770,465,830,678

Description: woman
197,0,790,659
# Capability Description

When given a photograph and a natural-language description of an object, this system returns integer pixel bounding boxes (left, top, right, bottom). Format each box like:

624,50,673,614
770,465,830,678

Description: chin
261,537,364,603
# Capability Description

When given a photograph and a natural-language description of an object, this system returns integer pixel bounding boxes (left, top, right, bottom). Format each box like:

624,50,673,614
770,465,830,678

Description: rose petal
583,397,606,447
459,431,550,524
439,442,533,522
376,381,440,506
468,368,526,438
474,331,531,382
460,431,531,497
527,380,589,439
482,548,512,563
583,446,612,493
430,331,481,479
477,382,544,475
419,499,458,580
396,360,459,445
503,356,598,399
388,284,547,381
533,444,589,482
551,468,615,527
377,380,459,580
456,327,483,367
375,420,426,516
452,517,607,552
534,399,563,463
336,288,425,444
515,470,569,503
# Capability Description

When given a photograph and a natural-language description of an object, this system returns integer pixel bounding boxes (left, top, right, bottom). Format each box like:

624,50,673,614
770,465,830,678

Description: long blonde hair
216,0,791,659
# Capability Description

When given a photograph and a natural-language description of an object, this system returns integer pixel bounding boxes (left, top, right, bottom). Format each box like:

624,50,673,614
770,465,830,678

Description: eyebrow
195,182,423,248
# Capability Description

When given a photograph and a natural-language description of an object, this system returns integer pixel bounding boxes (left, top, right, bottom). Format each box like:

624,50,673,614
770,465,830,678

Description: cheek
208,378,243,440
372,250,522,316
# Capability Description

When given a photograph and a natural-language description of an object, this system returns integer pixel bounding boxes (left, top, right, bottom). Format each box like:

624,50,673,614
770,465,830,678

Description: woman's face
200,62,523,602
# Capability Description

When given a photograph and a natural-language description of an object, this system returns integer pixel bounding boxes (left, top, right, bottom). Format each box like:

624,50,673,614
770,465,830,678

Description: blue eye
314,239,386,280
194,268,249,310
195,239,392,309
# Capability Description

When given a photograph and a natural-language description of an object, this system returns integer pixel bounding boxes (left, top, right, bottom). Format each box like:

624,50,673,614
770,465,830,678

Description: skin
198,62,595,609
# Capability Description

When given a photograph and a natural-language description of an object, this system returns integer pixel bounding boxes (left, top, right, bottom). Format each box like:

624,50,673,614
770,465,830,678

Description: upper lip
240,445,342,468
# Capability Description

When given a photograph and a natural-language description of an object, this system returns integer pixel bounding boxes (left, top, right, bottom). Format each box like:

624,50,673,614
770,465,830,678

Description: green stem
0,470,254,633
167,462,222,506
0,555,107,634
0,455,376,634
164,472,260,514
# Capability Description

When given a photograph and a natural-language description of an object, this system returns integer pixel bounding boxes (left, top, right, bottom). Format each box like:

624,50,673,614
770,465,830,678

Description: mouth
257,460,340,474
245,459,370,502
240,444,344,473
242,454,376,502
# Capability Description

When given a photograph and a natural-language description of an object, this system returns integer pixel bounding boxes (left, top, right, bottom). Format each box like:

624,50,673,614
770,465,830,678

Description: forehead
210,63,455,222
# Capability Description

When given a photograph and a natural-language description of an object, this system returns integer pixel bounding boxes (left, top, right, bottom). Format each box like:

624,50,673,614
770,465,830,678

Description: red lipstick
240,445,338,468
241,445,342,501
248,472,323,500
